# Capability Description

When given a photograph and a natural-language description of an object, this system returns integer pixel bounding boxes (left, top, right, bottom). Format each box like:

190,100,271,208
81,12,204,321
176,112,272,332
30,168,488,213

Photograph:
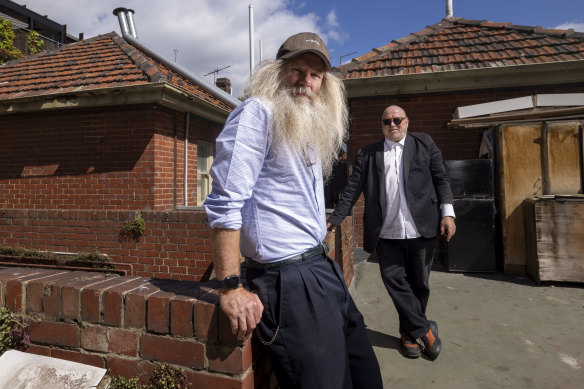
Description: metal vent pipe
113,8,130,36
249,4,255,75
125,9,138,38
113,7,137,38
446,0,453,18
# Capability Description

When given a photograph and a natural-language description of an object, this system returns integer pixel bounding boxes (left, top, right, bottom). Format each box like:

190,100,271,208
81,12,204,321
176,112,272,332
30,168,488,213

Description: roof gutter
448,106,584,129
342,60,584,99
0,83,230,123
113,7,240,108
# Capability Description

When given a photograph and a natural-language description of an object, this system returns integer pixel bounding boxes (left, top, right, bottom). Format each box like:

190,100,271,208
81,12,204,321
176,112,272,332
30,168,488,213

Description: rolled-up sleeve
203,98,270,230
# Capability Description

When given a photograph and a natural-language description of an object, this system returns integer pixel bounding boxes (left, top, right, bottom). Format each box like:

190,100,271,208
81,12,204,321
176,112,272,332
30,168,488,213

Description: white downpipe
259,39,263,62
249,4,255,74
184,113,190,206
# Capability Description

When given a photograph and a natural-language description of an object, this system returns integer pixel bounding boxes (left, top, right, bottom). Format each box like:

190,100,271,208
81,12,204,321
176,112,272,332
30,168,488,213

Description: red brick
25,344,52,357
61,275,108,321
140,334,204,369
183,370,246,389
102,277,149,326
208,341,253,374
80,276,124,323
5,279,24,312
0,268,44,283
51,348,106,369
147,291,174,334
194,299,218,342
124,283,159,329
26,271,69,313
42,272,103,319
170,296,194,337
218,309,241,346
107,328,139,356
106,356,156,386
81,325,108,352
29,321,79,348
3,270,50,312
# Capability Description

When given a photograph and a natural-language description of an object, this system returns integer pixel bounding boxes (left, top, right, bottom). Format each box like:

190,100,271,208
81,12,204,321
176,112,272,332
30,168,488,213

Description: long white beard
270,87,342,180
242,60,348,180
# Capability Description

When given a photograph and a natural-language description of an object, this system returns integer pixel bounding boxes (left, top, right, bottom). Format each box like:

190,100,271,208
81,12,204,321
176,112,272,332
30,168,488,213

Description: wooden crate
496,121,582,274
524,196,584,283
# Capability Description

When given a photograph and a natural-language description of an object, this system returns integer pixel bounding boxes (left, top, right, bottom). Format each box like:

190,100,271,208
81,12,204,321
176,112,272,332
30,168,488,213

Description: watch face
223,275,240,289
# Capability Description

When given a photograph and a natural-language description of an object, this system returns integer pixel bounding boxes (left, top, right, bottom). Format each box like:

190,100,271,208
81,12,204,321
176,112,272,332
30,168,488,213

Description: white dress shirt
379,136,455,240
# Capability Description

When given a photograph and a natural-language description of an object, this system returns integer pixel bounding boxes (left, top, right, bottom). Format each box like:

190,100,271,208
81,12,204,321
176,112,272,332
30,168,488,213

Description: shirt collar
384,134,406,150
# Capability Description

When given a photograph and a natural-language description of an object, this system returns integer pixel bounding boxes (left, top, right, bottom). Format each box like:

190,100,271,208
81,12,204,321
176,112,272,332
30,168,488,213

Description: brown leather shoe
420,320,441,360
400,333,421,358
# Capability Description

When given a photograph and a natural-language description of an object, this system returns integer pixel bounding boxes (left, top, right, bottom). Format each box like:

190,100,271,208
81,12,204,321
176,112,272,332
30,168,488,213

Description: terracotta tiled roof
337,18,584,79
0,32,232,111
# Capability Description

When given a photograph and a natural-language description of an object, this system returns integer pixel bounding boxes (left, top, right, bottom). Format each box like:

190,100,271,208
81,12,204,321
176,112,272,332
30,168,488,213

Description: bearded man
204,32,383,389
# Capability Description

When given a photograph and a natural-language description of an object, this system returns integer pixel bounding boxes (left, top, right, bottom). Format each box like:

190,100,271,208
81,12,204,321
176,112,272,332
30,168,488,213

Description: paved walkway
351,252,584,388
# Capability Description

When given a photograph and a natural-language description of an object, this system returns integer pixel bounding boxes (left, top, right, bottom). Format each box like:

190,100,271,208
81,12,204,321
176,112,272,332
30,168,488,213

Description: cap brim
280,50,331,71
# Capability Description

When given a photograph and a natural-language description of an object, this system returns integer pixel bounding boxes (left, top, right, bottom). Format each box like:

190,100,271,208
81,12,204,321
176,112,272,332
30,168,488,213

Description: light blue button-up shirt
203,97,327,263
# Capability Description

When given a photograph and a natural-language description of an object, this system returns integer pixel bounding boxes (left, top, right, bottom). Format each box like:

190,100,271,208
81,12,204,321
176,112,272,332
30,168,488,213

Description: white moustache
290,86,313,98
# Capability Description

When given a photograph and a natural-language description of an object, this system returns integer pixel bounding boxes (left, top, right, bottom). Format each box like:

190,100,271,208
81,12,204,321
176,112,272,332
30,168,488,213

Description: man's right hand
219,287,264,341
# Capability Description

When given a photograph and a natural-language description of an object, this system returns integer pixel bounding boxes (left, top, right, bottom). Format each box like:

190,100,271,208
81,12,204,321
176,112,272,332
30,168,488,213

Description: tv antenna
204,65,232,83
339,51,358,66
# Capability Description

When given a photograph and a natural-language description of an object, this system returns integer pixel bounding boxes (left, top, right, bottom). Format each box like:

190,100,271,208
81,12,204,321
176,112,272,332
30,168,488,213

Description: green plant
0,246,110,264
0,18,23,63
108,376,148,389
149,364,188,388
108,364,189,389
0,307,30,355
26,29,44,55
120,211,146,241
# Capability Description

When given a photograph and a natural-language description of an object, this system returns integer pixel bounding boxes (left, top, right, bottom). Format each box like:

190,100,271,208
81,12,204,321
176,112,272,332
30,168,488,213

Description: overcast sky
14,0,584,97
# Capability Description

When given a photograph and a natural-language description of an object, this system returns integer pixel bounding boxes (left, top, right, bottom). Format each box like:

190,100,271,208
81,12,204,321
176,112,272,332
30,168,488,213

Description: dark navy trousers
376,237,436,339
245,253,383,389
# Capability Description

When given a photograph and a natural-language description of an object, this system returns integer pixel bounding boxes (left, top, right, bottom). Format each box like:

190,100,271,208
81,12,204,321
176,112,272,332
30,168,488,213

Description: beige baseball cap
276,32,331,70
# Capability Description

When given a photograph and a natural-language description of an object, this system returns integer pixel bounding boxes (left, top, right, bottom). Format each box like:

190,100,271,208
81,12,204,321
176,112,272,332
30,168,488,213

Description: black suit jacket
328,132,453,253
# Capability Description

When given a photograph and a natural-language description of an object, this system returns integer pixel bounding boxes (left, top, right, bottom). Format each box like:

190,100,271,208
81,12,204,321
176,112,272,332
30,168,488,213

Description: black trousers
376,237,436,339
245,253,383,389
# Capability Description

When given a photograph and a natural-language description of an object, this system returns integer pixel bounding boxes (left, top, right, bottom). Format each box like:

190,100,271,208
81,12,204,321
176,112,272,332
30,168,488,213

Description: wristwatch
218,275,241,290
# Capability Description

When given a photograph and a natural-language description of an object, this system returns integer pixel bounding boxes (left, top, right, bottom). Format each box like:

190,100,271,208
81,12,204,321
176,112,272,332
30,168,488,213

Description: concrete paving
351,251,584,389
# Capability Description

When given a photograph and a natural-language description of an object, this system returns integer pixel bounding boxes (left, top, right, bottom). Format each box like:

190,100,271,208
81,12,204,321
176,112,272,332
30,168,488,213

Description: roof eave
0,83,232,123
342,60,584,99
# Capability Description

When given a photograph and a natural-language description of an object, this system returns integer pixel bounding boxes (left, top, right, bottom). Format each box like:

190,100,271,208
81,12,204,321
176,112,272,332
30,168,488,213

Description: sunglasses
382,117,406,126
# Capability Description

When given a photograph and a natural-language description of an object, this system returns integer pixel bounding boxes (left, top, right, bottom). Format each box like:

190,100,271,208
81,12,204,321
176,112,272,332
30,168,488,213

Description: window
197,142,215,205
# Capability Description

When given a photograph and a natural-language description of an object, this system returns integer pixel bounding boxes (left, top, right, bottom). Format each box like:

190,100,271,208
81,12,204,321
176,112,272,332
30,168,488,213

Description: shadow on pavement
365,328,400,350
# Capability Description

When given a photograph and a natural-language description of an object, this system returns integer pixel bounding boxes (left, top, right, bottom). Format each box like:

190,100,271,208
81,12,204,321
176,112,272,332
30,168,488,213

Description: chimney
113,7,138,38
216,78,232,95
445,0,453,18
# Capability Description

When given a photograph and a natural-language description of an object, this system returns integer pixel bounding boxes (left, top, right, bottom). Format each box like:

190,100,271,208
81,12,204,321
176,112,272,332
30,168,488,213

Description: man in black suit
327,105,456,360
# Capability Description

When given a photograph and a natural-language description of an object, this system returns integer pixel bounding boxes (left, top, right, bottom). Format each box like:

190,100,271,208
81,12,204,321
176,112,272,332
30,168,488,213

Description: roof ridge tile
110,34,166,83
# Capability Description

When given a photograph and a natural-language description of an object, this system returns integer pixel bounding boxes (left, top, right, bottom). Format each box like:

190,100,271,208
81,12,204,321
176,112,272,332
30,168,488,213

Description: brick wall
325,215,355,286
0,266,273,388
347,83,584,247
0,209,354,284
0,209,213,281
0,105,223,211
0,216,355,387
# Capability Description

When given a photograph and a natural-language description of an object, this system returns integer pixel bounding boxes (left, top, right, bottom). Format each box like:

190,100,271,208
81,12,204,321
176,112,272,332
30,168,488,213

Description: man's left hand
440,216,456,242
